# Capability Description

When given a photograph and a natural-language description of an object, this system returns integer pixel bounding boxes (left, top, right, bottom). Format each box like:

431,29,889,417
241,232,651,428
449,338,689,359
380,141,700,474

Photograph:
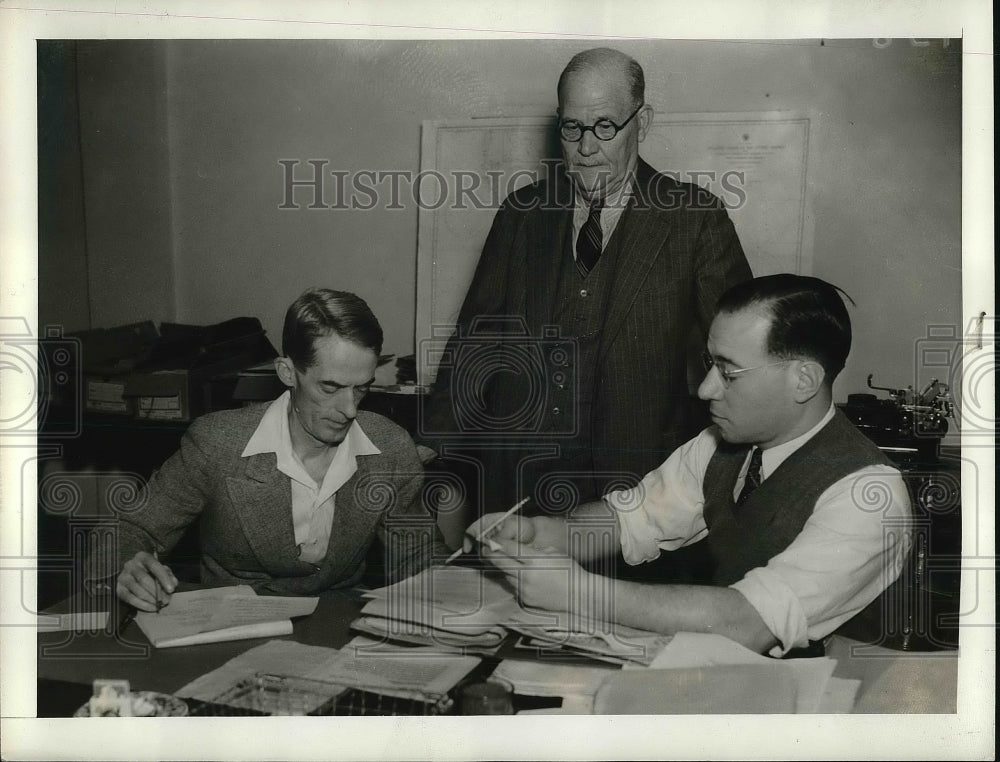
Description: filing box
123,317,277,422
73,321,158,415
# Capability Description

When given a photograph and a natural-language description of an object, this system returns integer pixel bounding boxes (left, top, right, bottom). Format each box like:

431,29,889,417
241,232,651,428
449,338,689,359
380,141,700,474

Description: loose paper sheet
646,631,839,713
177,640,343,701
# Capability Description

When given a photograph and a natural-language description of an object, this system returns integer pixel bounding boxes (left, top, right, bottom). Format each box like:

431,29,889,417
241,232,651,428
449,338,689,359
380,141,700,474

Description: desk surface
37,589,365,711
38,590,959,716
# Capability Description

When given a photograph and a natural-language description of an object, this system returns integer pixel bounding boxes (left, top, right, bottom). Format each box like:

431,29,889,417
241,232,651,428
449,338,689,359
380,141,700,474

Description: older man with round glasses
421,47,752,523
465,275,912,657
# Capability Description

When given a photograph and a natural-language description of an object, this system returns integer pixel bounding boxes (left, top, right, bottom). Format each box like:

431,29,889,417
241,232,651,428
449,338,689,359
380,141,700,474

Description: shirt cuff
604,488,661,566
730,569,810,657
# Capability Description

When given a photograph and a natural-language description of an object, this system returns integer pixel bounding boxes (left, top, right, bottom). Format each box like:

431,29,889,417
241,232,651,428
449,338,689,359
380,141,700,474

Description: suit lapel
597,160,677,368
226,452,307,576
317,452,382,582
526,182,573,327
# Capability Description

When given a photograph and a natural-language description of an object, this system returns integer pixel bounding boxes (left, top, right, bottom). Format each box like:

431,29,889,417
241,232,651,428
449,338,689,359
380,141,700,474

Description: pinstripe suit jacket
421,159,751,510
87,405,446,595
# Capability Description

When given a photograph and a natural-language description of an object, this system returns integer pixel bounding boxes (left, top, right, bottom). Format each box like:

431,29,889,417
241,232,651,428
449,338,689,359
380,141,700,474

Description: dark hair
282,288,383,371
717,274,856,382
557,47,645,110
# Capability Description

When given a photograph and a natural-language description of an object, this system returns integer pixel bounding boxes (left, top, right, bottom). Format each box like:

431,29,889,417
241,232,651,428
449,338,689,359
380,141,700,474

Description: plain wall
76,40,176,329
38,41,90,334
40,38,963,403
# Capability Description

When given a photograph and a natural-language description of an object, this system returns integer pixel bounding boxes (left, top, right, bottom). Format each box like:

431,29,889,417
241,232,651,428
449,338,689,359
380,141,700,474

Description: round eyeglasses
701,351,797,387
558,103,644,142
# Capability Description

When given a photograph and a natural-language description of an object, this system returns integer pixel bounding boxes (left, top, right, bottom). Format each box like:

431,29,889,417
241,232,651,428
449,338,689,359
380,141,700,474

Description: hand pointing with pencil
460,498,569,556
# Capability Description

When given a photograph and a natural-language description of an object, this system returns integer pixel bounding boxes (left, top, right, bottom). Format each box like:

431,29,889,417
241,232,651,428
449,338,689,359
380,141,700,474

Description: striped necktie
576,198,604,275
736,447,763,507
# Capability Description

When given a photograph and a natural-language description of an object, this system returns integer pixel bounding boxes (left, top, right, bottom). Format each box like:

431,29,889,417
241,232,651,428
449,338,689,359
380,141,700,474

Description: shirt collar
574,174,635,212
241,390,381,464
757,403,836,479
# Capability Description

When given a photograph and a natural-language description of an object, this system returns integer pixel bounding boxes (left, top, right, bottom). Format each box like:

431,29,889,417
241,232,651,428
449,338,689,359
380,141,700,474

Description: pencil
153,549,165,613
444,496,531,564
116,604,137,634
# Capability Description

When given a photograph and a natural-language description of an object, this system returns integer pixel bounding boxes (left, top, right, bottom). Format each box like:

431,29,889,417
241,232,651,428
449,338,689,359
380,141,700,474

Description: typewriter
839,374,954,464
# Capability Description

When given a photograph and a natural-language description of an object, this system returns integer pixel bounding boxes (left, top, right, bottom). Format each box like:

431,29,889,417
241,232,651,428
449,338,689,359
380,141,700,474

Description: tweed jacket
88,404,446,595
421,159,752,509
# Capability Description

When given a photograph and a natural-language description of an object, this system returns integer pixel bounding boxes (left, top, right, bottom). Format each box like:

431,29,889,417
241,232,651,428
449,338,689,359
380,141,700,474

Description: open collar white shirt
241,391,380,565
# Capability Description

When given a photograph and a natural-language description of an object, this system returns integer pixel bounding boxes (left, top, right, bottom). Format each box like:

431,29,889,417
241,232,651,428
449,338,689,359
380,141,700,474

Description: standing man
466,275,912,655
420,47,751,520
89,288,448,611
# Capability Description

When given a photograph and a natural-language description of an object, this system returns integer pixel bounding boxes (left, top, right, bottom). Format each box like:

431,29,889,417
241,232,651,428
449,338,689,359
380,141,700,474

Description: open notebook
135,586,318,648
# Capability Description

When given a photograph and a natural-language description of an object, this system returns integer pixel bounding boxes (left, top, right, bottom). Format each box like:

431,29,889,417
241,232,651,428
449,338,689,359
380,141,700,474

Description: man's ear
792,360,826,403
274,356,297,388
636,104,654,143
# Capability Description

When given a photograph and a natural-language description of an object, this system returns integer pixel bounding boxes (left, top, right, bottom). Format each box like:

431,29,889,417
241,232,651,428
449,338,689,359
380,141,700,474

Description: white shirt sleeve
730,464,912,656
604,428,720,565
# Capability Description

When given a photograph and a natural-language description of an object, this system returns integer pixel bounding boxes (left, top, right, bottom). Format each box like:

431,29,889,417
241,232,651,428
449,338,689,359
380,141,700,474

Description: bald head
557,48,645,110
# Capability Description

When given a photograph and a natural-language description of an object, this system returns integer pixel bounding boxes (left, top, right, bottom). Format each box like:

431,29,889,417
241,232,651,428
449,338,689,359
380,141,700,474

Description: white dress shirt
241,391,381,565
605,405,912,655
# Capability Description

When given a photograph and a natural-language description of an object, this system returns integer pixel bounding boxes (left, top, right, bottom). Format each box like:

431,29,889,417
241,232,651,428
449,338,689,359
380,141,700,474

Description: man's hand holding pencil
116,549,177,613
459,498,569,557
457,497,597,614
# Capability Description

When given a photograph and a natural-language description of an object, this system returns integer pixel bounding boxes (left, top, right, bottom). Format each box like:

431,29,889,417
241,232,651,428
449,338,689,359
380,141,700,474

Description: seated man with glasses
465,275,912,656
420,47,751,523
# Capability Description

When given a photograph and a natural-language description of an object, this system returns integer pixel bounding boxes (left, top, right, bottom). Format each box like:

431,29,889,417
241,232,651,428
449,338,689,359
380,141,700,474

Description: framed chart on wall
415,111,813,385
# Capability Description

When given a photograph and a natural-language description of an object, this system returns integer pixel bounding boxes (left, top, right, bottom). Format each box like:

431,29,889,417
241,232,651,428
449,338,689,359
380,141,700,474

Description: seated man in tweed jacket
466,275,912,656
88,288,448,610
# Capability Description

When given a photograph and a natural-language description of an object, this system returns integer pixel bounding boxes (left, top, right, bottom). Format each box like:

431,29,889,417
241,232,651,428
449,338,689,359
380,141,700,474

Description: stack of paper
506,618,673,666
135,586,318,648
356,566,672,665
355,566,516,651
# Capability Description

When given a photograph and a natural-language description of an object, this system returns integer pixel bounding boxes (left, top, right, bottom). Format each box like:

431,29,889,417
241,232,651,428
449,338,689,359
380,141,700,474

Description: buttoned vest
544,211,625,444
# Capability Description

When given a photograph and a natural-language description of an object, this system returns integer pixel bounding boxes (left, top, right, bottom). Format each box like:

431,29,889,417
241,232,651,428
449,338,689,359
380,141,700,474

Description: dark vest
499,210,628,512
546,211,625,439
700,409,893,586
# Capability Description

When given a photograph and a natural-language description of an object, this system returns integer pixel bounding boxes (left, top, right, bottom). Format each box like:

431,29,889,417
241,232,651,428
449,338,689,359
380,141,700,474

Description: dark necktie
576,198,604,275
736,447,763,507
